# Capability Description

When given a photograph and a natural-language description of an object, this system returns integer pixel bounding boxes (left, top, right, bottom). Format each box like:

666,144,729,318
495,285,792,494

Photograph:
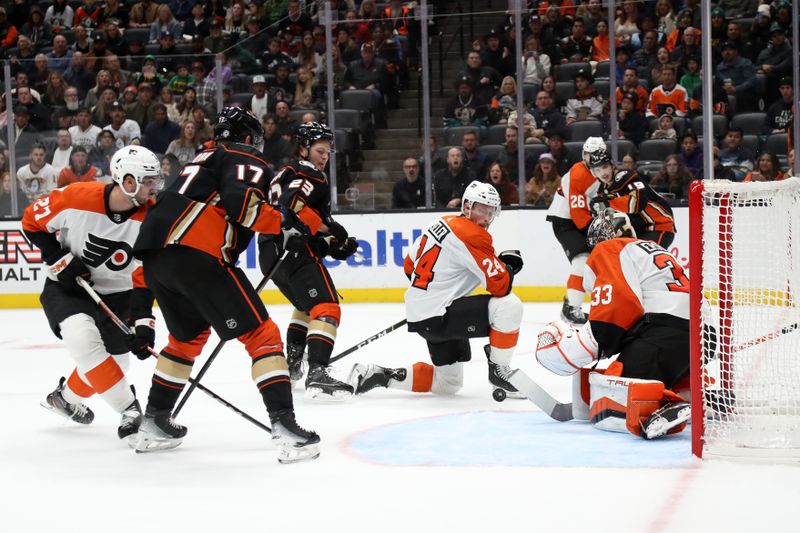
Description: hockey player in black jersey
258,122,359,401
132,107,320,463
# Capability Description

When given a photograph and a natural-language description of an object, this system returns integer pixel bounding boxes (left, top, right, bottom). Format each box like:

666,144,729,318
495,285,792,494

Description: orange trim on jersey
586,239,645,331
567,274,584,291
566,163,596,230
220,144,269,167
412,362,434,392
22,182,106,232
131,266,146,289
309,302,341,322
67,369,95,398
84,356,124,394
489,328,519,349
298,205,323,235
166,330,211,359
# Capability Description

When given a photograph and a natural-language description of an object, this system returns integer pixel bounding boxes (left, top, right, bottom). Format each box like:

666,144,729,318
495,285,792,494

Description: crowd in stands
0,1,796,218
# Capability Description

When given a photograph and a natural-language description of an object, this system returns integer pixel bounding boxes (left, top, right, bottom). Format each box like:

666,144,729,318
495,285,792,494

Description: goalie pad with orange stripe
587,372,688,437
536,320,599,376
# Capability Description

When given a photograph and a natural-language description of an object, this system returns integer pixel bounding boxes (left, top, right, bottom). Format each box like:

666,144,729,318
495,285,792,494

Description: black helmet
586,208,636,249
214,106,264,146
295,121,334,148
588,149,612,169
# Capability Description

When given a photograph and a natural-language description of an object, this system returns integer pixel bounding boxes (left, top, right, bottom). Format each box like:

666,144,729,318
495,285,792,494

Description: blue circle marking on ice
347,411,691,468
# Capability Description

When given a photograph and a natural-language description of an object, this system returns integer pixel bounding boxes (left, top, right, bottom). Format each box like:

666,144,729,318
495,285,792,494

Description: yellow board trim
0,287,573,308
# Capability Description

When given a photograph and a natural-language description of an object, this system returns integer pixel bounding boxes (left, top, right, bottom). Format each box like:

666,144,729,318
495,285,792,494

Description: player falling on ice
131,107,319,462
258,122,359,401
348,181,525,398
22,146,162,446
536,209,691,439
546,136,606,325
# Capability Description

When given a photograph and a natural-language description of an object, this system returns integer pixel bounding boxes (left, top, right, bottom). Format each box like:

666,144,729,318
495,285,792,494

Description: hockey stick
507,369,574,422
329,319,408,363
733,322,800,352
172,248,291,418
77,277,272,433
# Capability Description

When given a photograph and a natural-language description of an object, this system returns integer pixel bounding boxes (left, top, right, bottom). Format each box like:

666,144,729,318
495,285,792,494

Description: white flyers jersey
404,214,511,323
22,182,150,295
583,238,689,335
546,161,599,230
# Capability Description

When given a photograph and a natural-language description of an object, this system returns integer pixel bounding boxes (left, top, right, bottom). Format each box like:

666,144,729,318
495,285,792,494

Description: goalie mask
462,180,501,228
586,208,636,249
582,136,606,165
110,146,162,206
589,149,614,183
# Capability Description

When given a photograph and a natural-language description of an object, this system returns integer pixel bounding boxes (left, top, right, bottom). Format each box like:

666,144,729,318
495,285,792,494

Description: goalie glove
128,316,156,361
535,320,599,376
48,249,92,292
329,237,358,260
498,250,523,275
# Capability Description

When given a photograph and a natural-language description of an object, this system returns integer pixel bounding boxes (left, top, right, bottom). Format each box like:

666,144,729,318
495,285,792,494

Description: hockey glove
48,249,92,292
325,219,348,243
309,235,331,257
129,316,156,360
279,207,310,253
329,237,359,260
498,250,524,275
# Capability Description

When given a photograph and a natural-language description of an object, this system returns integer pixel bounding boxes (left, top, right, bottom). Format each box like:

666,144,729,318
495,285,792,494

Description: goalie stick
77,277,273,434
507,369,574,422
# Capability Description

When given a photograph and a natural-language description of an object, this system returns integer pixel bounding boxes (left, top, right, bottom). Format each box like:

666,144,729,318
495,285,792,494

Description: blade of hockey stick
329,319,407,363
733,322,800,352
508,369,574,422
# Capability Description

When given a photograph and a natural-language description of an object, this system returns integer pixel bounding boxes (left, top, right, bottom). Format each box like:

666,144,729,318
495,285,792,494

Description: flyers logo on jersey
82,233,134,271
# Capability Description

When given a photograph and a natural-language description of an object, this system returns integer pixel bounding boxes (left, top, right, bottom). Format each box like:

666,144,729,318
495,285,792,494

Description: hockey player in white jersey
349,181,525,398
535,209,690,439
21,146,162,445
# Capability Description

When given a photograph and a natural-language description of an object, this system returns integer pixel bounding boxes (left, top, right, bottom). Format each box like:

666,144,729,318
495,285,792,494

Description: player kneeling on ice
349,181,525,399
22,146,162,446
535,209,691,440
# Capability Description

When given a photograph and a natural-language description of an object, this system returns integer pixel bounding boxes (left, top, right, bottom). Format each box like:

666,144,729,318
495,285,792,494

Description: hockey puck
492,388,506,402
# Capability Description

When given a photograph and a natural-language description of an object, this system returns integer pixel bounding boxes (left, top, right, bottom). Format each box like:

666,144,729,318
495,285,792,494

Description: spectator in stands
44,71,68,108
418,135,446,178
716,40,757,113
646,63,688,117
191,105,213,143
104,21,129,57
751,4,773,52
480,29,512,77
486,161,518,206
20,5,52,50
541,6,570,60
709,8,727,48
490,76,518,124
17,144,58,203
614,45,635,86
460,50,501,104
443,76,489,128
615,0,641,46
654,0,676,35
434,147,475,208
357,0,378,23
45,0,74,32
565,69,602,124
62,53,94,99
497,126,535,182
88,129,117,175
334,27,360,64
296,30,322,74
54,86,82,129
86,34,114,75
132,56,165,95
270,62,296,107
293,67,321,111
91,86,117,126
17,86,50,132
525,152,561,206
57,145,98,186
241,75,269,122
590,19,610,62
616,67,649,113
540,75,557,102
104,101,142,148
174,86,198,125
69,108,102,149
679,55,701,100
558,18,592,64
508,109,541,144
47,34,73,75
204,18,227,53
372,24,404,98
240,15,267,59
650,46,673,88
143,103,179,154
0,7,18,53
717,126,755,180
579,0,604,36
461,130,489,179
169,0,195,23
50,130,73,173
262,114,292,167
545,132,570,175
764,77,794,134
633,30,659,70
531,90,566,141
755,24,793,106
621,153,637,171
281,0,314,38
522,36,552,86
168,64,194,97
724,21,755,62
617,92,648,145
120,85,138,111
743,152,785,183
128,82,156,130
150,4,181,42
274,101,297,139
183,3,209,38
671,26,700,67
159,153,180,189
262,36,294,74
69,25,90,56
165,120,199,166
775,2,792,33
159,87,180,125
346,42,389,126
678,132,702,179
651,114,677,140
8,35,35,78
0,171,29,218
155,32,180,75
318,39,349,96
204,0,226,21
30,54,51,95
718,0,759,20
392,158,425,209
649,153,692,199
84,70,111,109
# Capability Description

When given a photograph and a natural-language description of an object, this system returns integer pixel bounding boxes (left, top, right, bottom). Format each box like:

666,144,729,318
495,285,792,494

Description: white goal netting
697,178,800,459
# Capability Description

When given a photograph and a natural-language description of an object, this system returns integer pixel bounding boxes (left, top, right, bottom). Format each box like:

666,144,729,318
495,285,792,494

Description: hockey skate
134,409,187,453
485,345,524,401
286,343,307,383
117,398,143,447
640,401,691,440
305,364,354,401
40,376,95,425
560,297,587,325
348,363,407,395
270,409,320,464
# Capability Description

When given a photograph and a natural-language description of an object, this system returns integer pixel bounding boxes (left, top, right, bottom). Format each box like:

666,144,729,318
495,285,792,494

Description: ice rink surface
2,302,798,533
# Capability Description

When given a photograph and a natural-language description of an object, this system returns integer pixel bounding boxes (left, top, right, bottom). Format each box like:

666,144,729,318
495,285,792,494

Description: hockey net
690,178,800,460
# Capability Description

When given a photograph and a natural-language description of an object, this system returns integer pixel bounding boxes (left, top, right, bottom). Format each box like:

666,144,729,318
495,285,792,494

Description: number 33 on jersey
403,214,512,323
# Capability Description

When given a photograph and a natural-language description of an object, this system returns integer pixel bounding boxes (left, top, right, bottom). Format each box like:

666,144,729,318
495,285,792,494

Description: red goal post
689,178,800,460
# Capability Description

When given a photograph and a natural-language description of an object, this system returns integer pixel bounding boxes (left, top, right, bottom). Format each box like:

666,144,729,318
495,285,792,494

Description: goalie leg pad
431,362,463,395
588,372,663,435
487,294,522,365
571,369,591,421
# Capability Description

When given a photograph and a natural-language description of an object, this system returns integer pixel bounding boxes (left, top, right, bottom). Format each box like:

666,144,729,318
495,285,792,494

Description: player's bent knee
60,314,106,366
309,302,341,325
239,319,283,359
488,293,523,332
431,363,463,395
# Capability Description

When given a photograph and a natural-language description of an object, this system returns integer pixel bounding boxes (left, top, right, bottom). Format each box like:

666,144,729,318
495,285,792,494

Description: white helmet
582,136,606,165
110,146,162,205
462,180,501,225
